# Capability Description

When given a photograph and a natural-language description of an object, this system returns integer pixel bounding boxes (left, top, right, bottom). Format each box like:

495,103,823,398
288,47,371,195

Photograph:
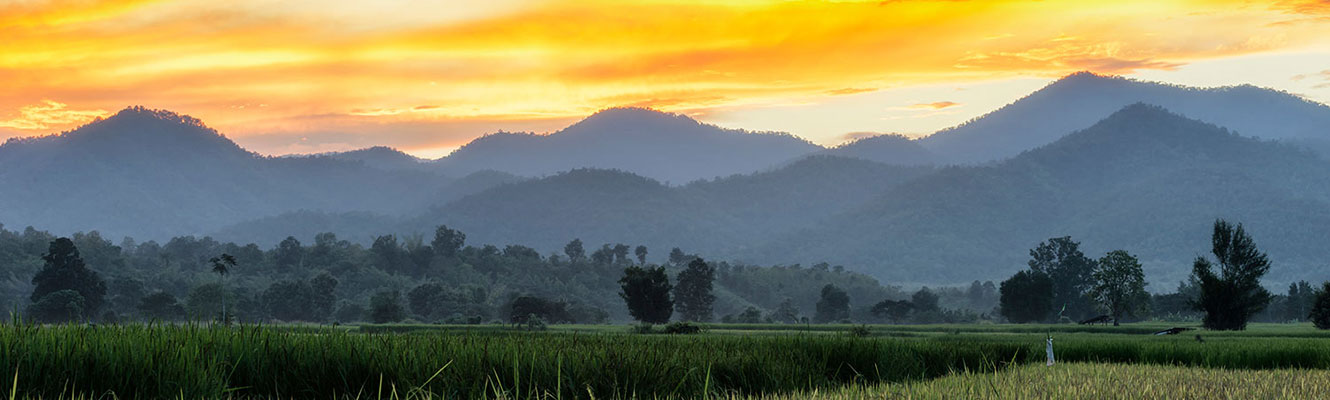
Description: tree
814,284,850,323
563,239,585,261
371,235,404,273
138,291,185,320
1285,281,1316,322
370,290,406,323
1310,282,1330,330
1028,237,1096,320
674,258,716,322
668,248,688,266
30,238,106,321
310,273,338,322
634,245,648,265
770,298,800,323
870,299,913,323
1191,220,1272,331
999,270,1054,323
27,290,85,323
911,287,940,312
431,225,466,258
185,283,232,321
612,244,631,264
275,236,304,269
508,296,572,324
619,266,673,324
262,280,314,322
208,253,237,323
407,282,449,320
1088,250,1150,326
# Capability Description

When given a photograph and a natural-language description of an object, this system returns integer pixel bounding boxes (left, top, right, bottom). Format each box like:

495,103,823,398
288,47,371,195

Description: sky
3,0,1330,159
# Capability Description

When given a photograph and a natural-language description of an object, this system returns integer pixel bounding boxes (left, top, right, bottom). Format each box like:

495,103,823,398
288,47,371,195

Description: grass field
1,321,1326,398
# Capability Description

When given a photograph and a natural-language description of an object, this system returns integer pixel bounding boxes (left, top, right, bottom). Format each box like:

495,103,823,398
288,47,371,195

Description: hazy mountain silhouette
757,104,1330,284
919,72,1330,164
0,107,454,240
318,146,429,172
822,133,938,166
433,107,822,184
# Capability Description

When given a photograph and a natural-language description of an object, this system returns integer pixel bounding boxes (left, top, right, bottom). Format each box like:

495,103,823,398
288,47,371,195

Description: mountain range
4,73,1330,286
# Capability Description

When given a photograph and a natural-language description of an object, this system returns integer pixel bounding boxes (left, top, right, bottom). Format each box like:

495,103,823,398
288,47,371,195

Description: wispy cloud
907,101,961,110
0,100,109,130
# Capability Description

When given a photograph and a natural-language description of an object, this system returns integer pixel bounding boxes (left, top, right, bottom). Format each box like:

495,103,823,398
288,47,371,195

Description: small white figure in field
1045,335,1055,366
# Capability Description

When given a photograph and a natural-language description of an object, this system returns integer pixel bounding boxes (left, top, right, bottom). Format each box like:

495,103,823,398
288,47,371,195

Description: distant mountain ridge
918,72,1330,164
432,107,823,184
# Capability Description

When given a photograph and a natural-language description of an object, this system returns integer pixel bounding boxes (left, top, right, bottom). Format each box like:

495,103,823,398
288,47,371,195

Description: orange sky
3,0,1330,157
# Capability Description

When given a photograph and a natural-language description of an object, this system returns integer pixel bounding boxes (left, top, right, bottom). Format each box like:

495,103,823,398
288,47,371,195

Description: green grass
1,321,1326,399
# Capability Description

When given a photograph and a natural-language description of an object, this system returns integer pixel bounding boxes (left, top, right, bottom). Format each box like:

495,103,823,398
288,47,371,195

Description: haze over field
2,72,1330,288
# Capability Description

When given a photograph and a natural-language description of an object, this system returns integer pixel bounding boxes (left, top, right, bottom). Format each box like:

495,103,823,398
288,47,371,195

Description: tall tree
208,253,237,323
1310,281,1330,330
262,280,314,322
1088,250,1150,326
814,284,850,323
274,236,304,269
369,290,406,324
634,245,648,265
310,273,338,322
1028,237,1097,320
911,287,940,312
1285,281,1315,322
1191,220,1273,331
431,225,466,259
30,238,107,321
619,266,673,324
563,239,585,262
999,270,1054,323
674,258,716,322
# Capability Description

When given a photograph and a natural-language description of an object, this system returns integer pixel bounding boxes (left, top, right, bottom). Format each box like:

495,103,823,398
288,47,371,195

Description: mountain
755,104,1330,284
318,146,429,172
919,72,1330,164
823,134,938,166
433,107,823,184
0,107,453,240
412,156,931,256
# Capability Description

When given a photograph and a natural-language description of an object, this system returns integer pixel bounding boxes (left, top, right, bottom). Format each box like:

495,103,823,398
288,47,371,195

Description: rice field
0,321,1326,399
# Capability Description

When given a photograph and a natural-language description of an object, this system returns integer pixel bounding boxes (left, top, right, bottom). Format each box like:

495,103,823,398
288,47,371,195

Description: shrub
662,321,701,334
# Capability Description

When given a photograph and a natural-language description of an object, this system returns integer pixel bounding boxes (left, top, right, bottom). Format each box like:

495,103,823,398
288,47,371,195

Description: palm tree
209,254,237,324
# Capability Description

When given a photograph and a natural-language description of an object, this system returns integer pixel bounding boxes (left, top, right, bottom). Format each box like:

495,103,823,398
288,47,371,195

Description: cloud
907,101,961,110
0,100,109,130
3,0,1330,149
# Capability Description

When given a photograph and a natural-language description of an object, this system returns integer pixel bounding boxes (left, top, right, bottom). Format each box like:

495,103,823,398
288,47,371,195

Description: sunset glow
4,0,1330,157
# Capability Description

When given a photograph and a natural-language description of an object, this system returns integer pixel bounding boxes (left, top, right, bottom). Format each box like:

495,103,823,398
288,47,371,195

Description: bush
629,323,654,334
662,321,701,334
847,325,871,338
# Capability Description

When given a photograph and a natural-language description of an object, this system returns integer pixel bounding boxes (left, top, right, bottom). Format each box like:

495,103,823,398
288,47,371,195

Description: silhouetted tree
1089,250,1150,326
870,299,913,323
1285,281,1316,322
275,236,304,269
668,248,688,266
814,284,850,323
262,280,314,322
1028,237,1096,320
1190,220,1272,330
371,235,404,273
999,270,1054,323
612,244,631,264
591,244,613,266
138,291,184,320
431,225,466,258
564,239,585,262
1310,282,1330,330
27,290,85,323
209,253,236,323
619,266,673,324
30,238,106,321
370,290,406,323
508,296,572,324
310,273,338,322
407,282,449,320
770,298,800,323
675,258,716,322
635,245,648,265
911,287,940,312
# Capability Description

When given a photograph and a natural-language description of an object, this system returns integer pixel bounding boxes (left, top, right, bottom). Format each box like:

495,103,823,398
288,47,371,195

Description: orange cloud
908,101,961,110
0,100,110,130
2,0,1330,155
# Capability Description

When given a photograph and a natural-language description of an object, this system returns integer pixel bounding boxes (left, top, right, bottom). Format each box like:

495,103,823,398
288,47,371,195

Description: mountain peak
565,107,702,135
